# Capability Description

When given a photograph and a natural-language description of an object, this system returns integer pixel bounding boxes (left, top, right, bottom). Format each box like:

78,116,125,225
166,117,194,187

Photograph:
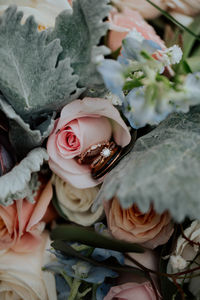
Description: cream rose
53,175,103,226
0,232,57,300
167,220,200,298
0,0,71,29
104,198,174,249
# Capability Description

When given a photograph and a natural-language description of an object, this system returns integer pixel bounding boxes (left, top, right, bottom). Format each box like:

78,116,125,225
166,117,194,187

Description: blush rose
47,98,131,189
0,180,53,253
112,0,166,19
108,7,165,52
0,232,57,300
104,198,174,249
104,282,161,300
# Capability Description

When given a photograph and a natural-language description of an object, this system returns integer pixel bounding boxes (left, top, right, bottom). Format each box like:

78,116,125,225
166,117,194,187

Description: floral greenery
47,0,111,91
95,105,200,222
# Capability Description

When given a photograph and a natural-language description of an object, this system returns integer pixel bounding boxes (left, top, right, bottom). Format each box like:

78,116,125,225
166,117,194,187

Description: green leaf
51,240,146,278
95,106,200,222
185,57,200,73
0,6,80,122
0,147,48,205
0,96,54,155
48,0,110,90
183,15,200,59
51,224,144,253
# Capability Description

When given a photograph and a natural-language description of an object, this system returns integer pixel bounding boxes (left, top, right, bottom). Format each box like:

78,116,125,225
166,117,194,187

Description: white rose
0,0,71,29
167,220,200,298
0,232,57,300
53,175,104,226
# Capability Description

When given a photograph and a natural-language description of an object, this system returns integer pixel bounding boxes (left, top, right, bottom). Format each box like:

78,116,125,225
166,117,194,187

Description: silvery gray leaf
0,96,54,155
0,147,48,206
95,106,200,222
0,6,80,122
48,0,110,90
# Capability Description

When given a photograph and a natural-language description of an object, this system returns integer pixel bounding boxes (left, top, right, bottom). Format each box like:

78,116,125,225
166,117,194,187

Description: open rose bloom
47,98,131,188
104,198,174,249
0,180,53,253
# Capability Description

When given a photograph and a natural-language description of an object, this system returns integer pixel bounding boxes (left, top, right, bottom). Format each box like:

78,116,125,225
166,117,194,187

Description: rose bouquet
0,0,200,299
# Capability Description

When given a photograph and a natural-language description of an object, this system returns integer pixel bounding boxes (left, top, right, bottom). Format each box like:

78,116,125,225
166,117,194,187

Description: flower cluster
0,0,199,299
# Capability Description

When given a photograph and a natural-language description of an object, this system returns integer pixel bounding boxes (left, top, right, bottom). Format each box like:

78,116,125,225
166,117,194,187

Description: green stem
68,279,81,300
61,271,73,288
145,0,200,41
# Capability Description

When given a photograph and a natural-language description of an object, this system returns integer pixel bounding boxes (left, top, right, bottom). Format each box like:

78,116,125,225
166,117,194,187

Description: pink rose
104,282,161,300
104,198,174,249
47,98,131,189
112,0,167,19
0,180,53,253
108,8,165,52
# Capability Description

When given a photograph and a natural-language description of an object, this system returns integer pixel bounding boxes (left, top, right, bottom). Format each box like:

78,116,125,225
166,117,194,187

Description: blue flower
123,87,170,129
97,59,125,99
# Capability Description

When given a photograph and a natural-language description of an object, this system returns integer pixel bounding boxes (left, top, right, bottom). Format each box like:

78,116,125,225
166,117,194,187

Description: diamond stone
101,148,111,157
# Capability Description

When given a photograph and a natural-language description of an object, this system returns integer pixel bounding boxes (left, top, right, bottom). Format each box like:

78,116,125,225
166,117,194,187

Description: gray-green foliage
48,0,110,89
95,106,200,222
0,96,54,155
0,148,48,205
0,5,80,122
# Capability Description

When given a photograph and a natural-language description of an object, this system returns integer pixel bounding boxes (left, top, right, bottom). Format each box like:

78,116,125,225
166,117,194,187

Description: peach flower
47,98,131,189
104,282,161,300
112,0,167,19
0,180,53,253
104,198,174,249
108,7,165,52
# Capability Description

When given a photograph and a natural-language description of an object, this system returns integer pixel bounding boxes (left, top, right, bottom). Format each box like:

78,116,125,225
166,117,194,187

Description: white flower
53,175,104,226
105,92,122,106
167,220,200,298
0,0,71,29
155,45,183,67
0,232,57,300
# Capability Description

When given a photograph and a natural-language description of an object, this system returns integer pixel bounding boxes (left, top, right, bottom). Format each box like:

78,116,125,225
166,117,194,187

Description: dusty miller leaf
0,96,54,155
0,148,48,206
0,6,80,122
95,106,200,222
48,0,110,90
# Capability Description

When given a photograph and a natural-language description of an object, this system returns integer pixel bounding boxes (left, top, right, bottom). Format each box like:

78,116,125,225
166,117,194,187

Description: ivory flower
0,0,71,29
167,220,200,298
53,175,104,226
0,232,57,300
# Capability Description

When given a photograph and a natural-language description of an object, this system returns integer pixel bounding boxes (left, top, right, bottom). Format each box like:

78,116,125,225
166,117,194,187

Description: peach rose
104,282,161,300
0,232,57,300
47,98,131,189
0,180,53,253
104,198,174,249
108,7,165,52
112,0,166,19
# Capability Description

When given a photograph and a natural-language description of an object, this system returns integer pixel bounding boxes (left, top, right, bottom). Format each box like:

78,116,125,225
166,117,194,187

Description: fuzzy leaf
0,6,80,122
95,106,200,222
48,0,110,90
0,96,54,155
0,147,48,205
